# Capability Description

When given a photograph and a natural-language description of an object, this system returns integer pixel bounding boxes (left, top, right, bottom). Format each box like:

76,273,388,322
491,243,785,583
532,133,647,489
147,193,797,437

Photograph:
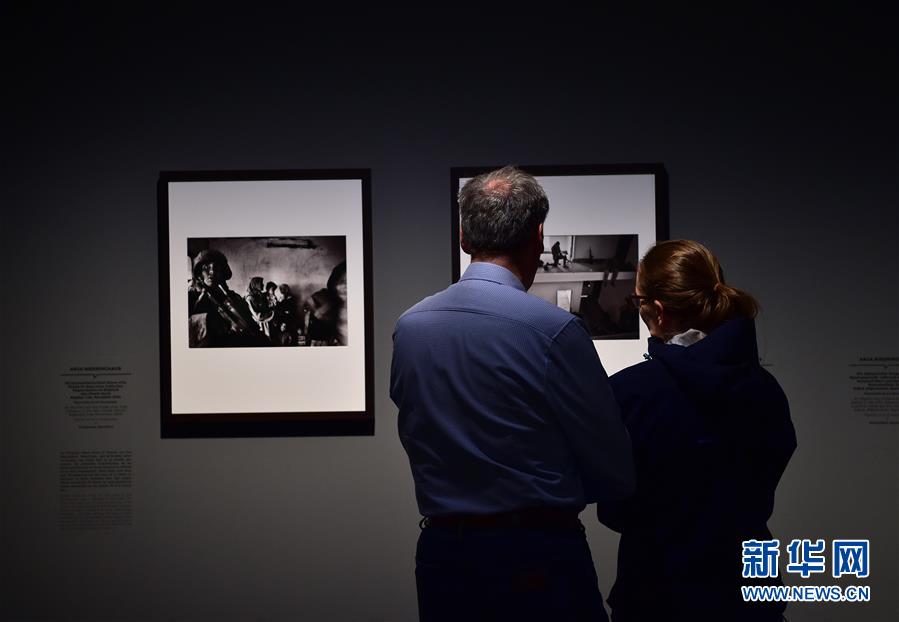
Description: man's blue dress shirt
391,262,634,517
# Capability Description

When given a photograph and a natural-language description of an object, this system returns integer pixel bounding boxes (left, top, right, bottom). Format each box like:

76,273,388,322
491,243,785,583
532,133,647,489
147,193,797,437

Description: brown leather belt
422,507,583,531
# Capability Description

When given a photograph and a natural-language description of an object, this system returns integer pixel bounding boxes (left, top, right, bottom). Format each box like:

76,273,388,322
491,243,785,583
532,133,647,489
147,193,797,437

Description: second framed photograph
159,169,374,437
451,164,668,376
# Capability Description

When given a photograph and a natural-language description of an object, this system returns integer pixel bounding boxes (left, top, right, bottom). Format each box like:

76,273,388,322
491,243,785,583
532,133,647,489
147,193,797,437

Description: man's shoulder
396,280,575,339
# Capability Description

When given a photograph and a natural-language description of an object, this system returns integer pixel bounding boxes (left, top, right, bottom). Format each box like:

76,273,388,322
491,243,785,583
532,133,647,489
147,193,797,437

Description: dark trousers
416,524,608,622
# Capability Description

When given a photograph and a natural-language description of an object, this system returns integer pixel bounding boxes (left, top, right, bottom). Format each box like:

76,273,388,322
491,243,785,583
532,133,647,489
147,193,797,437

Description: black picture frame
158,169,374,438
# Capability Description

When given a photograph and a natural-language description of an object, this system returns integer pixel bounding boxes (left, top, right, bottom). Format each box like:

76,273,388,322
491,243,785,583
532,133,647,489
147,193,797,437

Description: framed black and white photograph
451,164,668,375
158,170,373,437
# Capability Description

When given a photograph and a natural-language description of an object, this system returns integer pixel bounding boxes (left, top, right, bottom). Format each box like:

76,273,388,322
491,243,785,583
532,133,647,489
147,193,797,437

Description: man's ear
537,222,544,244
460,228,471,255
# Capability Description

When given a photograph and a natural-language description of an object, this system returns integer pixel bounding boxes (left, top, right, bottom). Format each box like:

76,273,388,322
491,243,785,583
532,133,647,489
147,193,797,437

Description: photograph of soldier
187,236,347,348
188,250,269,347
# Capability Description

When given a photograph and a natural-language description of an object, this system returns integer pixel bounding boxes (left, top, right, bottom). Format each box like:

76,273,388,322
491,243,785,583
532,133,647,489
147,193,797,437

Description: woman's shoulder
610,357,699,449
611,356,669,384
610,357,677,402
734,365,792,422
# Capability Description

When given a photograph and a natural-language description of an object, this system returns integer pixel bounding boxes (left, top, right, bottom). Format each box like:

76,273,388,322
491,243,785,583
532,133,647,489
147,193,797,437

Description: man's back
391,262,634,517
392,166,633,622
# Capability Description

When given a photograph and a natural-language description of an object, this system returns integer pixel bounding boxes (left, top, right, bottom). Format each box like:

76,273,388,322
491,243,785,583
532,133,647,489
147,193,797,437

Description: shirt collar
665,328,707,347
460,261,527,292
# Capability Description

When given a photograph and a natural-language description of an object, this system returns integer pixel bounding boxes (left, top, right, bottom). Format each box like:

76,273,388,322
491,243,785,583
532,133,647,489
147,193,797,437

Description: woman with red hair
600,239,796,622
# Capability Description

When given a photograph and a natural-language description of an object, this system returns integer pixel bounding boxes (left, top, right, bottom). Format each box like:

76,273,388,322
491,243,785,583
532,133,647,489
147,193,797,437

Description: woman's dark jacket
600,318,796,621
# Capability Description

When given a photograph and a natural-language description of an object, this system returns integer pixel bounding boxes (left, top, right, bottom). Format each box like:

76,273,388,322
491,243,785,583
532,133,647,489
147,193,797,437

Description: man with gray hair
390,166,634,621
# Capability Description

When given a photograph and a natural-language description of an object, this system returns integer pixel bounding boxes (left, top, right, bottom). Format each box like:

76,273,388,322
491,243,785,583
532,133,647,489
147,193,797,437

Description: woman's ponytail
706,281,758,330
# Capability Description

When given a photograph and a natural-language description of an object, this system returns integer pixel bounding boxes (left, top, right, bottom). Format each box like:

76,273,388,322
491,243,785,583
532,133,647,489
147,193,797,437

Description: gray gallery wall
2,7,897,622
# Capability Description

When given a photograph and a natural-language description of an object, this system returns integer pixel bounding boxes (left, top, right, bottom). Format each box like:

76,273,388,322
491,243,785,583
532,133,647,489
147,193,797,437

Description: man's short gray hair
459,165,549,256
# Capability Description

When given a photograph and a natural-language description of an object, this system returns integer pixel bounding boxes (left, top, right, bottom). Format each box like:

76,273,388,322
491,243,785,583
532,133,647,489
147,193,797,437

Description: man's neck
470,255,531,289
